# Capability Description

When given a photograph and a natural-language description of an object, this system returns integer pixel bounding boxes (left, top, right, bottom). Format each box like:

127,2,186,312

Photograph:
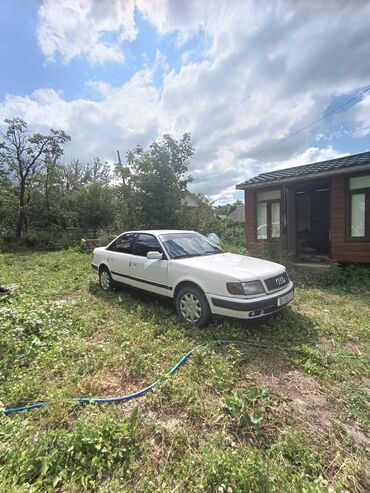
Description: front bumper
209,282,294,319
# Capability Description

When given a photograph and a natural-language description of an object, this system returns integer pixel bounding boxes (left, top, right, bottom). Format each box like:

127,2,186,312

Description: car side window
108,233,136,254
133,234,162,257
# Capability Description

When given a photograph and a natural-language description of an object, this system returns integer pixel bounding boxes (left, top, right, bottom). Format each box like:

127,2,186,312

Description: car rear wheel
176,285,211,327
99,267,113,292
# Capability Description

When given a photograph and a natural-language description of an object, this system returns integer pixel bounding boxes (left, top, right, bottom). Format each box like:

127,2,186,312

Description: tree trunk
45,162,50,217
24,190,31,234
16,180,26,239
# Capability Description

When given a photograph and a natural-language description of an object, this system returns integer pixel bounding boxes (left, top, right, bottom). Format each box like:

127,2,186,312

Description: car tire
176,285,211,327
99,266,113,292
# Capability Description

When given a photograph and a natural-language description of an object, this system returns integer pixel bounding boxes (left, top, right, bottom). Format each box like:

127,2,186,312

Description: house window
349,174,370,240
256,189,281,240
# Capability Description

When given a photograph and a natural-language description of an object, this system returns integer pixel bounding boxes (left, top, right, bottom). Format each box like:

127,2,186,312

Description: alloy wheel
180,293,202,323
100,270,111,291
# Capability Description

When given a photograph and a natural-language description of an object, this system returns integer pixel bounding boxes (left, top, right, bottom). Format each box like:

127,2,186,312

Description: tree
182,194,218,234
0,164,18,238
127,133,193,229
113,158,133,230
0,118,70,238
75,182,114,235
85,157,111,184
214,199,243,217
26,155,66,230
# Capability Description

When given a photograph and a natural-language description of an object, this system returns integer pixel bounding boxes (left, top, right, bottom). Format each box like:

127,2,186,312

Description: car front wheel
176,285,211,327
99,267,113,292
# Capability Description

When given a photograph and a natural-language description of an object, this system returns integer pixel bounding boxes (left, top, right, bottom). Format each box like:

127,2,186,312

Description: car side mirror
147,251,163,260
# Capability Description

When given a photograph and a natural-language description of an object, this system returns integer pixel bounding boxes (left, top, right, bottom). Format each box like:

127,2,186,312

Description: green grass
0,249,369,492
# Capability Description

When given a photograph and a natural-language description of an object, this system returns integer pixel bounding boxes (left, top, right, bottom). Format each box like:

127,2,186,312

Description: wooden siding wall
331,175,370,263
244,189,260,253
244,175,370,263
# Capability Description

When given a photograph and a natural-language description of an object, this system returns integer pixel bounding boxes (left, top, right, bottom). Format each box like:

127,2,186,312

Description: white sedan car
92,230,294,326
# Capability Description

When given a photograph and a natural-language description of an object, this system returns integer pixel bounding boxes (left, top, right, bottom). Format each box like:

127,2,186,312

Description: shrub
222,388,269,427
218,220,245,246
0,409,139,491
321,263,370,293
21,228,71,251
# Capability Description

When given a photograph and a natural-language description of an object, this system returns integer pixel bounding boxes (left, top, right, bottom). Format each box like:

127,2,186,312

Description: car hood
175,252,285,281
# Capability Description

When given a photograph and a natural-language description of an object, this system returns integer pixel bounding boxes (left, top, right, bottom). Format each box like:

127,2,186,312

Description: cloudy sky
1,0,370,203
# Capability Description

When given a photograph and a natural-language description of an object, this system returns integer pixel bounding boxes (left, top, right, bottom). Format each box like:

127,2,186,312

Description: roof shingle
236,151,370,189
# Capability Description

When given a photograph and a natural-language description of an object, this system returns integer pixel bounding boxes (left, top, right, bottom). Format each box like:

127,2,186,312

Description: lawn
0,249,369,492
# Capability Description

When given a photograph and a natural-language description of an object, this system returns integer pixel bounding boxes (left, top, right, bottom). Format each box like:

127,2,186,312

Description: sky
1,0,370,204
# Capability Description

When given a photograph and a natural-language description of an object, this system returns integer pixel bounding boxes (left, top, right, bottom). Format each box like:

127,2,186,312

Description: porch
284,178,330,257
238,152,370,264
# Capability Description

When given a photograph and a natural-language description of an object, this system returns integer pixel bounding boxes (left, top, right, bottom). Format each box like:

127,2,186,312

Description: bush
0,410,139,491
218,220,245,246
15,228,71,251
321,263,370,293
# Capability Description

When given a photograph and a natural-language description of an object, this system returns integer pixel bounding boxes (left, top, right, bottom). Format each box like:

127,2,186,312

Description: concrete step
293,262,330,278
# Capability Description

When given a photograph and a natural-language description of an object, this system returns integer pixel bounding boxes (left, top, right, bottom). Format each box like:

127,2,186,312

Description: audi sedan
92,230,294,326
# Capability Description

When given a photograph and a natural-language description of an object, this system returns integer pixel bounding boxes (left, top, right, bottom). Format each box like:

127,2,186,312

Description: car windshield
160,232,223,259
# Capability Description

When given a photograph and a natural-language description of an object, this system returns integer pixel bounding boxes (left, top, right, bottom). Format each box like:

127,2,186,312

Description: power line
192,85,370,184
251,85,370,159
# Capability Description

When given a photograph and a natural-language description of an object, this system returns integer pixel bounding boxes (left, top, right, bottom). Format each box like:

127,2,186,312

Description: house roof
227,204,245,222
182,190,201,207
236,151,370,189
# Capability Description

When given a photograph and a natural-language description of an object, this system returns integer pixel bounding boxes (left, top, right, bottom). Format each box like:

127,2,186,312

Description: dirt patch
92,368,127,394
76,367,149,416
243,369,335,432
320,336,336,352
342,424,370,449
48,299,70,306
86,331,105,344
49,293,89,306
344,340,364,355
360,377,370,397
77,367,146,397
320,336,366,357
145,410,182,432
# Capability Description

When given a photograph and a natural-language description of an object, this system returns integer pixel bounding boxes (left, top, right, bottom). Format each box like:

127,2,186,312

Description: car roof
126,230,196,235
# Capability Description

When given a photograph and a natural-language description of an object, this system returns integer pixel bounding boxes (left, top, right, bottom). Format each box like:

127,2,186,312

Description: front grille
264,272,289,292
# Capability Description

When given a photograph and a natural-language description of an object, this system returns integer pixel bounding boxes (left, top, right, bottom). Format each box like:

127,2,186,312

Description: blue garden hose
1,340,366,416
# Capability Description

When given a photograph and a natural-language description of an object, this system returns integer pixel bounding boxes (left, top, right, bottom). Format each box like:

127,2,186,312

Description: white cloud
264,146,346,173
2,0,370,203
0,66,161,161
346,93,370,137
37,0,137,64
135,0,212,43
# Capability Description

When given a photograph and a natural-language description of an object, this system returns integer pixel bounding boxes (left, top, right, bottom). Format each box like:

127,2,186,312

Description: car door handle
132,262,137,267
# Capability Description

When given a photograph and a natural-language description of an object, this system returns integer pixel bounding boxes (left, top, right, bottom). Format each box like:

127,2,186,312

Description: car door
129,233,169,296
106,233,136,285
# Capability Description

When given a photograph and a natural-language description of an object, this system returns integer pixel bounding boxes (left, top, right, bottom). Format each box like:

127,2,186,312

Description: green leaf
250,412,264,424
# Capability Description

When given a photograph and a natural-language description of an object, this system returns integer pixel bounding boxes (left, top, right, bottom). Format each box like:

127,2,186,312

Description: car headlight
242,280,265,296
226,282,244,295
226,280,265,296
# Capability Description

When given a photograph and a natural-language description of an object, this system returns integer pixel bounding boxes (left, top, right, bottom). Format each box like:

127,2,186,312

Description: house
236,151,370,263
227,204,245,222
182,190,201,208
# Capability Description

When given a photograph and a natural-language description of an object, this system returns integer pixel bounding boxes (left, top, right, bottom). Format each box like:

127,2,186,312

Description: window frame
255,189,282,241
346,173,370,242
132,233,166,258
107,232,137,254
